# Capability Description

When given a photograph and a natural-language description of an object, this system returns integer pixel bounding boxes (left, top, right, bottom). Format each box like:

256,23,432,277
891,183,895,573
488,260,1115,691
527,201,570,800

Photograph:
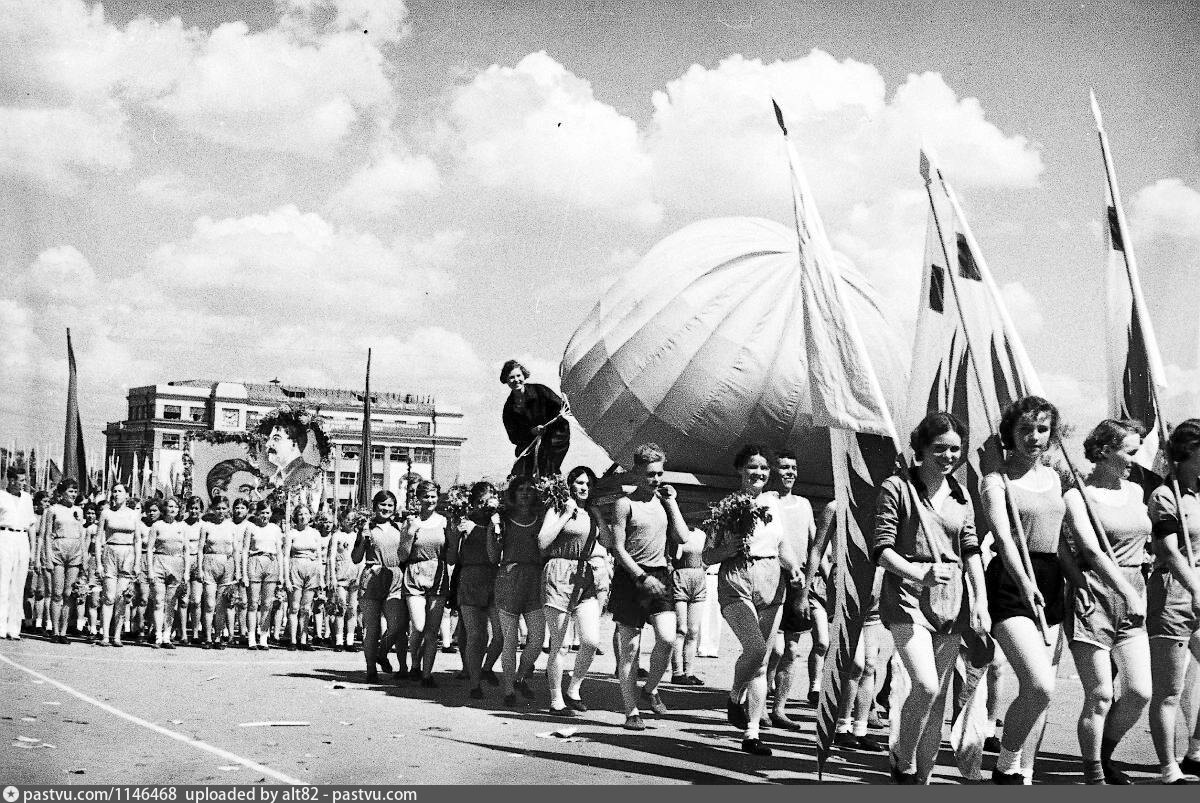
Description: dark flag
63,328,88,491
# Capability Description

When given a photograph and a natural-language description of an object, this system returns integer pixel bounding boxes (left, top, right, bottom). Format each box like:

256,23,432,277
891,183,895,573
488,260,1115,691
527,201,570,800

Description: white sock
1187,737,1200,761
982,719,996,739
1021,767,1034,784
853,719,869,737
996,747,1022,775
1161,762,1184,784
836,717,852,733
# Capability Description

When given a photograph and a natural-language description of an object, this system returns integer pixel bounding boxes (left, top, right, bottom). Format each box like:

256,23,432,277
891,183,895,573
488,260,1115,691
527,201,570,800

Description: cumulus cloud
1000,281,1045,338
279,0,411,45
438,51,663,226
0,105,131,190
135,171,223,209
1130,179,1200,244
327,145,441,218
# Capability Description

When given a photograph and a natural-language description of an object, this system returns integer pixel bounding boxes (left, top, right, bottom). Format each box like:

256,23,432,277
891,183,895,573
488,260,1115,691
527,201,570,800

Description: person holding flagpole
873,411,989,783
981,396,1088,784
1062,419,1153,784
1146,419,1200,784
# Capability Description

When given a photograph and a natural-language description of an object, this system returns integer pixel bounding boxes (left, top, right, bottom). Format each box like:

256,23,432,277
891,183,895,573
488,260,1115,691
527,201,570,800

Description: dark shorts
609,565,673,629
1147,566,1199,640
494,563,542,615
456,564,497,609
780,580,812,634
986,552,1066,628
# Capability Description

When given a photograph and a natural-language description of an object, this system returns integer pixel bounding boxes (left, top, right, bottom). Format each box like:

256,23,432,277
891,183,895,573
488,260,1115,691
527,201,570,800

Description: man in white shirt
0,466,37,639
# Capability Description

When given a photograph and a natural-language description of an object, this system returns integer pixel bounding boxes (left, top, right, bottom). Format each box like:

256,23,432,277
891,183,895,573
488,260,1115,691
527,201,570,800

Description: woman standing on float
96,484,139,647
703,445,801,756
538,466,611,716
1060,420,1153,784
982,396,1088,784
282,504,323,651
240,501,282,650
37,479,86,643
490,476,547,706
399,481,453,685
872,412,989,783
197,496,238,649
355,491,405,681
145,497,189,649
453,482,502,700
1146,419,1200,784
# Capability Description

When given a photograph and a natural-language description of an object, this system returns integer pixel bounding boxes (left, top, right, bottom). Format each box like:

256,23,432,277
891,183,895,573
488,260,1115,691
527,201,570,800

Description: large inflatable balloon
560,217,909,489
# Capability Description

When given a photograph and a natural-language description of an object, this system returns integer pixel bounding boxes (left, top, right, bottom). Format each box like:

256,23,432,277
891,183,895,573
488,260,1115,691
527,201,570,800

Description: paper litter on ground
535,727,579,739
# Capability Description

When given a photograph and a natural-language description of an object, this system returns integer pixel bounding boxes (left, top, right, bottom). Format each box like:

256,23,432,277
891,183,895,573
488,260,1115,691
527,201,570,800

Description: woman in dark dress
500,360,570,478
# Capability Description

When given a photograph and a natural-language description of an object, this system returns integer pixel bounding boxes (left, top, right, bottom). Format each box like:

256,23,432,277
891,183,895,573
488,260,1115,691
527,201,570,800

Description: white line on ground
2,649,358,666
0,652,310,785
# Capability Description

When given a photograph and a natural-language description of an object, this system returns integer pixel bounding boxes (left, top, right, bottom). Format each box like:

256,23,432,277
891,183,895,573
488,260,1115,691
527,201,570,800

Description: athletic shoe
806,690,820,707
564,694,588,713
469,686,484,700
637,667,649,679
867,712,888,730
375,653,393,673
213,641,226,651
1102,760,1132,785
149,642,159,650
769,712,802,731
641,689,669,715
623,714,647,731
855,734,885,753
741,738,772,756
727,697,748,729
515,679,536,700
759,711,772,730
983,736,1002,753
833,732,859,750
160,642,174,650
298,643,315,651
992,770,1024,785
202,642,212,650
890,753,919,784
1180,757,1200,776
685,674,705,686
548,706,576,718
365,670,379,683
483,669,500,686
1163,778,1192,785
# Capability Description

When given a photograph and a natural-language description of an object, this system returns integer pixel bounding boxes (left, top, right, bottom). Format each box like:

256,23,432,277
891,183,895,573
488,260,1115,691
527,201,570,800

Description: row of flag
773,90,1184,777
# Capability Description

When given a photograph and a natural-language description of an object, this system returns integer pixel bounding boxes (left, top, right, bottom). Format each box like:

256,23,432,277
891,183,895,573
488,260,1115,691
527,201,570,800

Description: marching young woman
1061,420,1153,784
131,498,161,644
229,498,252,645
240,501,282,650
81,503,101,640
37,479,86,643
145,497,189,649
327,511,362,651
703,445,802,756
282,505,323,651
181,496,205,644
355,491,405,681
1146,419,1200,784
766,449,816,729
96,484,139,647
872,412,989,783
538,466,612,716
982,396,1088,784
453,482,502,700
28,490,50,636
398,481,453,685
197,497,238,649
610,443,689,730
490,476,547,706
670,524,707,687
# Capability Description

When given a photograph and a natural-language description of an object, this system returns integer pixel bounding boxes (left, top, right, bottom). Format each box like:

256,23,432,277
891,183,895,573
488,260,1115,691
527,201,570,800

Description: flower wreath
255,403,333,464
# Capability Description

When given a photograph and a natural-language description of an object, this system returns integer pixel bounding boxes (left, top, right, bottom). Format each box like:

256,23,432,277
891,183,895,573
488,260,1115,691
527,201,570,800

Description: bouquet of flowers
440,484,472,521
326,590,345,617
533,475,570,513
703,492,772,558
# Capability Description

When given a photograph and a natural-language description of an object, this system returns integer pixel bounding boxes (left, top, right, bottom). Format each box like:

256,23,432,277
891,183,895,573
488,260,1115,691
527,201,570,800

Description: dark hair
184,495,205,511
33,490,48,507
53,478,79,501
1168,419,1200,464
505,475,536,507
231,497,250,511
469,481,496,506
499,359,529,384
566,466,598,505
415,480,439,498
210,495,230,508
206,458,259,500
252,501,272,516
632,442,665,467
910,411,968,456
142,498,163,517
371,490,398,511
6,465,25,481
1083,419,1147,463
83,503,99,517
773,449,797,464
733,444,770,470
999,396,1060,450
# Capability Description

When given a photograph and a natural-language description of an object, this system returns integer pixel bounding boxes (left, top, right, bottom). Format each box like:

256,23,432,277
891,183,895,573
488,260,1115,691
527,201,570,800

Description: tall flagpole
357,349,373,511
1091,90,1195,570
921,150,1050,644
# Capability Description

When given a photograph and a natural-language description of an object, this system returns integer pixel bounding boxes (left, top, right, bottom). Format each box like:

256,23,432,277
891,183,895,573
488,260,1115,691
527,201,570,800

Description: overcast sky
2,0,1198,479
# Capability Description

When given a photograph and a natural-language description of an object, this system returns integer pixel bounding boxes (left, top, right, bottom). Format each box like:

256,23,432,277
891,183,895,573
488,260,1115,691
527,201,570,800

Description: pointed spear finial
771,98,788,136
1089,88,1104,129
